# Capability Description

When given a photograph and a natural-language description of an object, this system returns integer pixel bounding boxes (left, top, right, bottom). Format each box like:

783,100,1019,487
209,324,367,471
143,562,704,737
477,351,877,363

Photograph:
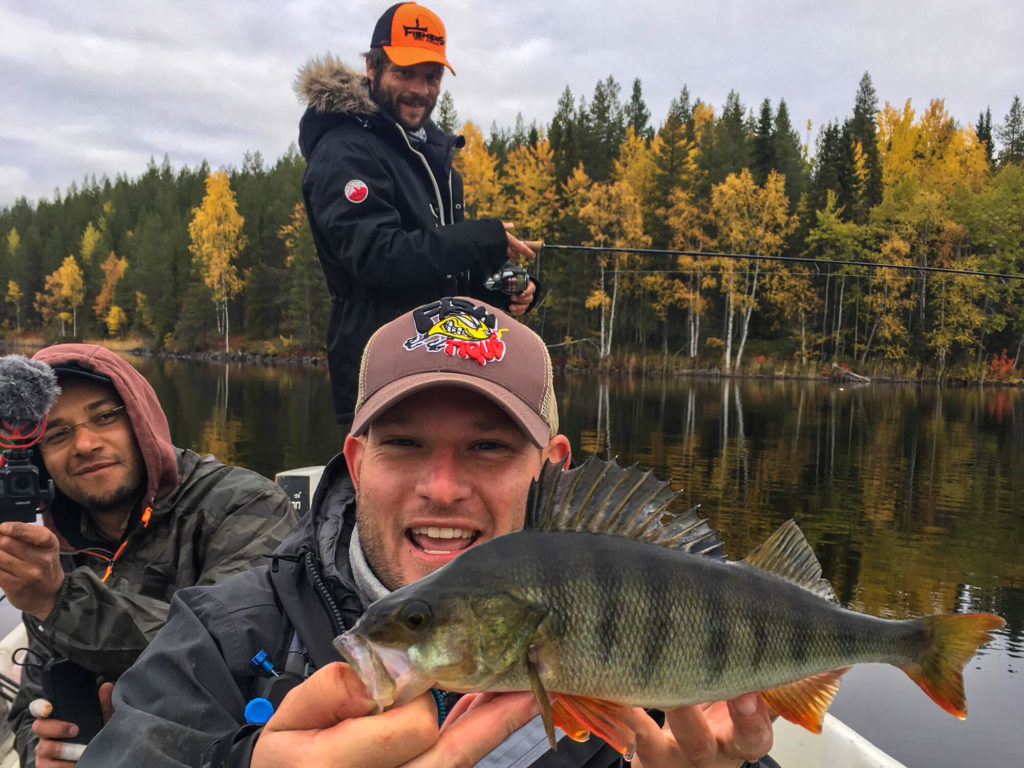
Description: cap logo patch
345,179,369,203
402,18,445,47
405,298,506,366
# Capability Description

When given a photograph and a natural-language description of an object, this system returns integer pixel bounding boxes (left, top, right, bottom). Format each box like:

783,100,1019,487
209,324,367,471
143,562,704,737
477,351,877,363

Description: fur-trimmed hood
294,55,377,117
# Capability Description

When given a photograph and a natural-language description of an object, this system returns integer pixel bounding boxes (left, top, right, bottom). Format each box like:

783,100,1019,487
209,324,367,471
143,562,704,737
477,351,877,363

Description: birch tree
711,169,795,370
188,171,246,352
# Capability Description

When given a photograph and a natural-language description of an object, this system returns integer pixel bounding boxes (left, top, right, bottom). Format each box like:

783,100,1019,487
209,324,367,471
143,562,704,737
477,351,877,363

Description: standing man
77,298,778,768
296,2,540,425
0,344,297,767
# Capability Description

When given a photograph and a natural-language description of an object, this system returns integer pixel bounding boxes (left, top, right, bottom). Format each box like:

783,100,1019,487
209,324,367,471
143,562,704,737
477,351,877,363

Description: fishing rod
521,242,1024,282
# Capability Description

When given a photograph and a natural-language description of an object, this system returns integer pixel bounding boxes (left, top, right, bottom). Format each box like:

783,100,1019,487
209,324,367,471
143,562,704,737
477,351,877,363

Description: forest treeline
2,73,1023,380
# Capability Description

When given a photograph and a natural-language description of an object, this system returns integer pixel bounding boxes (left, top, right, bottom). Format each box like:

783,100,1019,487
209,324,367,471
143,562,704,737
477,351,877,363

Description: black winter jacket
296,56,523,422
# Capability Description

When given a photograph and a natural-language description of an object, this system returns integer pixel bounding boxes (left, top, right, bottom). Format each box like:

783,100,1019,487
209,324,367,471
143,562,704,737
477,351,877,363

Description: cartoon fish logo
427,314,490,341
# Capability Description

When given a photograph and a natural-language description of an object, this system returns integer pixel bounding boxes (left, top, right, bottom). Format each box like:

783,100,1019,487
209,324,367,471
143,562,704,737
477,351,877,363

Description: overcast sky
1,0,1020,209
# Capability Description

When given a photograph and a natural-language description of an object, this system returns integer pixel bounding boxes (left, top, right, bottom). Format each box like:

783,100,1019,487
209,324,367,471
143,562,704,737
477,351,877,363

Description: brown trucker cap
350,297,558,446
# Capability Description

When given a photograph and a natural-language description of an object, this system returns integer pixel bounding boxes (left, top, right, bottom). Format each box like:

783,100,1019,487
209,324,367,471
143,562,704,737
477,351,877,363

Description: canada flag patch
344,179,369,203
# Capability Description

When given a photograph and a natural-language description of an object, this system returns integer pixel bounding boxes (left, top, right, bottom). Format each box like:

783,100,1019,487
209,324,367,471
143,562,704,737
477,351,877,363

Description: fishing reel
484,262,531,295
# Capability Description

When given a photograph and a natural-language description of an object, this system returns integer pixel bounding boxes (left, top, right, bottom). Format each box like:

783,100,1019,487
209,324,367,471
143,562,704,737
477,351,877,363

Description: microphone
0,355,60,448
0,355,59,521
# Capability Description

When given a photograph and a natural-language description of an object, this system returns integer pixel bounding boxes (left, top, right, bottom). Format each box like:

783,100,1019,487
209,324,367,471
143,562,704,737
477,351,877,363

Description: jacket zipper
395,124,449,224
80,505,153,582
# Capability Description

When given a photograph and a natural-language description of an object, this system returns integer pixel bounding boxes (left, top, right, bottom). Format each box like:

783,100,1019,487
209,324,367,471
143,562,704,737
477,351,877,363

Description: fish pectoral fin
550,693,636,757
760,667,847,734
526,645,557,749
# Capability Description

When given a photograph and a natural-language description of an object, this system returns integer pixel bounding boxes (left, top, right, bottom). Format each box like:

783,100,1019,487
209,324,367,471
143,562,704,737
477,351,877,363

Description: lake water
10,354,1024,766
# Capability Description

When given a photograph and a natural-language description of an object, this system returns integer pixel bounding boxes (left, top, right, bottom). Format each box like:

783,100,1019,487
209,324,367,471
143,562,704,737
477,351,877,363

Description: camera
0,448,54,523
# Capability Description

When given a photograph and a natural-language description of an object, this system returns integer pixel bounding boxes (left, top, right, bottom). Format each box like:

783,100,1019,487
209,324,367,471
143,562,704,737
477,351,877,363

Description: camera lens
10,473,35,496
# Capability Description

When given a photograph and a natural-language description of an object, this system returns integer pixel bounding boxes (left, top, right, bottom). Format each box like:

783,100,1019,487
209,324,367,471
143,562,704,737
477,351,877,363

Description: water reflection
137,361,1021,766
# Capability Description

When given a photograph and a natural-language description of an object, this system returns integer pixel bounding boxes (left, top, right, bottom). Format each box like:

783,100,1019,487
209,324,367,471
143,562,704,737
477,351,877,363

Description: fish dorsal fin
740,520,838,603
526,455,725,561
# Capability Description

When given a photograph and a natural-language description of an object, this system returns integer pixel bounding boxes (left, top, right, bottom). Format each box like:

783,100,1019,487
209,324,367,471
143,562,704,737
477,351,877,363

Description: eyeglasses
38,406,127,452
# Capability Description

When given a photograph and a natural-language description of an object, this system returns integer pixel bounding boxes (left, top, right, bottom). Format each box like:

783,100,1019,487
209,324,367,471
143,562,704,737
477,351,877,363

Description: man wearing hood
295,1,539,425
0,344,297,767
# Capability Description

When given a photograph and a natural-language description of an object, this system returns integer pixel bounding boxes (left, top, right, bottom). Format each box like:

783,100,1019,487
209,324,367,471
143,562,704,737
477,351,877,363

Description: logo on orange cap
370,2,455,74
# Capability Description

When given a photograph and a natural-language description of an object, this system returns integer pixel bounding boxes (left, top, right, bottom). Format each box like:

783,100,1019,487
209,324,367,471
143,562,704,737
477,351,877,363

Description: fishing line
533,243,1024,282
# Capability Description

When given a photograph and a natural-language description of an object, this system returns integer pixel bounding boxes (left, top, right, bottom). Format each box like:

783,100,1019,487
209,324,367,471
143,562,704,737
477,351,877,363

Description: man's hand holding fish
251,662,541,767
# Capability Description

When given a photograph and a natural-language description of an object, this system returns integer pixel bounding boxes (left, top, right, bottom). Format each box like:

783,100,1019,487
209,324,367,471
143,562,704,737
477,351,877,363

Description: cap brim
351,372,549,447
383,45,455,74
51,365,114,386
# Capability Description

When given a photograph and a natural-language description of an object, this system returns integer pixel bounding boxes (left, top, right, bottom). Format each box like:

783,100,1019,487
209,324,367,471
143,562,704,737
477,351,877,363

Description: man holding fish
77,297,782,767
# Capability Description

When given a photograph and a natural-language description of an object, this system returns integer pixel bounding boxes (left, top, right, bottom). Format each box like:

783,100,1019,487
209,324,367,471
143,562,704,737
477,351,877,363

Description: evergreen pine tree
753,98,775,184
436,91,458,134
625,78,654,142
846,72,882,216
772,100,807,214
549,87,580,184
996,95,1024,166
976,107,994,167
582,76,625,181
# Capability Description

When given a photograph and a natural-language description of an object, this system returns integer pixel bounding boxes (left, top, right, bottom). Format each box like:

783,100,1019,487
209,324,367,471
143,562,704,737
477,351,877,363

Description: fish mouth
334,631,430,711
406,525,479,555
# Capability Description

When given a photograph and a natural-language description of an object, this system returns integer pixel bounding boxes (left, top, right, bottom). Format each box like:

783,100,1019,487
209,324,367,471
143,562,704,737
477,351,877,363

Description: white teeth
411,526,475,539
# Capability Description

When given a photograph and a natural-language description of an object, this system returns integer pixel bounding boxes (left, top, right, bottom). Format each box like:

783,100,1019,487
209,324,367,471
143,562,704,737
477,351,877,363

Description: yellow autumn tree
34,256,84,337
106,305,128,336
861,233,917,360
5,280,22,333
656,186,715,357
59,255,85,337
279,201,323,350
455,121,506,219
502,139,557,243
711,169,795,370
188,171,246,352
135,292,154,335
875,99,989,335
93,251,128,333
578,179,651,358
79,222,102,265
926,222,986,373
613,127,658,209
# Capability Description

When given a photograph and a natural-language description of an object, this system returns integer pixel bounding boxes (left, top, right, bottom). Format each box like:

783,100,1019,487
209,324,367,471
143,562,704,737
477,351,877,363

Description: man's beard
70,467,145,516
79,481,143,515
369,73,436,132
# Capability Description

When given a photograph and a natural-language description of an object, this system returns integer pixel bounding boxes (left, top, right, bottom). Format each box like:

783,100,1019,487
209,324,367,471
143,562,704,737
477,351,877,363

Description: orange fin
551,693,636,757
899,612,1004,719
760,668,846,733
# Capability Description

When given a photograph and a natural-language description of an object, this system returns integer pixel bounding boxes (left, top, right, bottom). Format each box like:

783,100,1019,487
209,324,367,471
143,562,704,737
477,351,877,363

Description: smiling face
367,58,443,132
344,387,570,590
39,378,144,522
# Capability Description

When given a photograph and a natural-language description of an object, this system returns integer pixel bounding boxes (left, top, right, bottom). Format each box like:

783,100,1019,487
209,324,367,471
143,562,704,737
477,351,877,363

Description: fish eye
399,600,432,632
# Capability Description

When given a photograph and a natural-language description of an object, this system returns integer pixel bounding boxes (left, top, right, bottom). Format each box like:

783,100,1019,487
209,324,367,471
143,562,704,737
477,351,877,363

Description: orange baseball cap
370,2,455,74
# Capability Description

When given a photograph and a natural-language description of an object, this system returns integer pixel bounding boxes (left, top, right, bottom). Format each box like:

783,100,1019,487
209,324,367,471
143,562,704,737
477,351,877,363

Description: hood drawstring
99,505,152,583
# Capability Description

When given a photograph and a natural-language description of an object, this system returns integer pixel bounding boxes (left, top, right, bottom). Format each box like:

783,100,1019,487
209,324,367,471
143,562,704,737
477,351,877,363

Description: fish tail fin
899,612,1004,719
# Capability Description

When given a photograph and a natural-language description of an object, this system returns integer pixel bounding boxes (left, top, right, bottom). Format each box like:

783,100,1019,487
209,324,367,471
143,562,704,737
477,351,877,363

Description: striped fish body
461,528,918,707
